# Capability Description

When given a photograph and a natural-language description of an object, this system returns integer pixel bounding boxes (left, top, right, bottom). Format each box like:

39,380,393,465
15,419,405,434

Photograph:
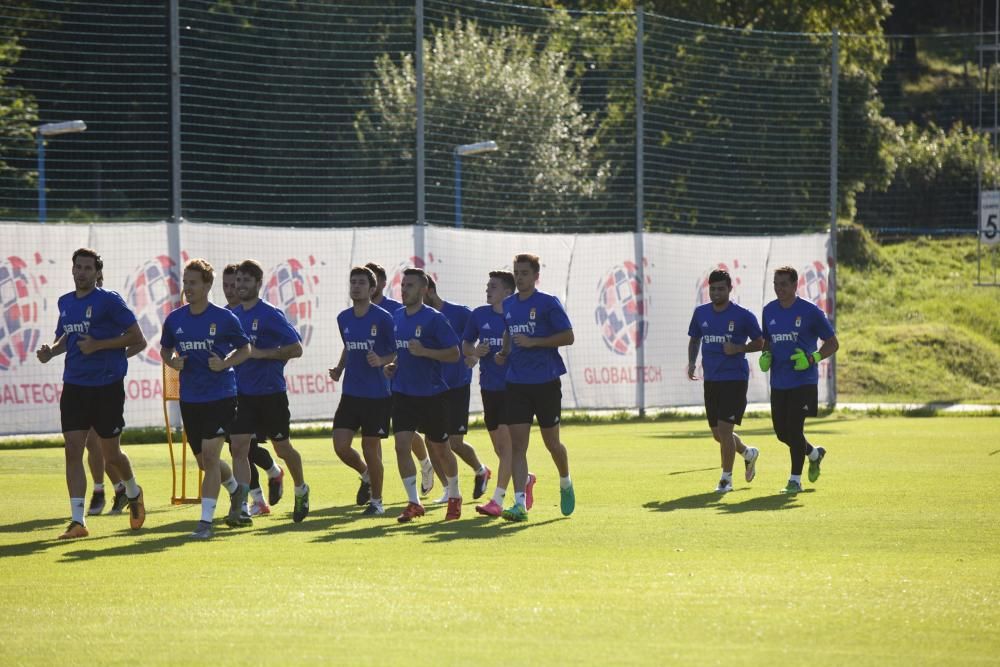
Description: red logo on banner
798,260,830,314
0,253,52,371
595,260,649,356
264,257,320,346
123,255,182,365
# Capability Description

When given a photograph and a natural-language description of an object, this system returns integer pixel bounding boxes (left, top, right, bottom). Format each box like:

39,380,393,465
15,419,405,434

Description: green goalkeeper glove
790,348,822,371
758,351,772,372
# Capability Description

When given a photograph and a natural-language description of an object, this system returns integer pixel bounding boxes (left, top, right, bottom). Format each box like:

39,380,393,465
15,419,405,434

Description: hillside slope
837,236,1000,403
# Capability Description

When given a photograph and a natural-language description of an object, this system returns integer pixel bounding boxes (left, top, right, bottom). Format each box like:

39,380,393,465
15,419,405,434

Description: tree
354,18,609,231
0,2,44,215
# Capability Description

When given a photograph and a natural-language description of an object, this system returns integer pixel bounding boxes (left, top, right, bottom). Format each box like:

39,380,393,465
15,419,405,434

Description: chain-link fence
1,0,995,235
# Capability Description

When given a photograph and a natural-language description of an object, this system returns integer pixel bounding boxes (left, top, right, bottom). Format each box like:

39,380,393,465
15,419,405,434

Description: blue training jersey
438,301,473,388
337,303,395,399
762,297,835,390
391,304,459,396
55,288,138,386
462,305,507,392
375,294,403,313
160,302,250,403
687,301,762,382
231,299,302,396
502,290,572,384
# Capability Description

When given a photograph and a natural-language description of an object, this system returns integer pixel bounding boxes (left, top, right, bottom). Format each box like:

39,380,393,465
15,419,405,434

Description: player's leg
771,389,803,494
798,384,825,483
195,435,226,537
84,428,107,515
264,393,308,522
502,382,533,521
711,421,737,492
91,380,144,529
409,431,436,496
61,429,91,538
534,379,573,517
393,421,425,523
251,437,284,507
358,396,391,515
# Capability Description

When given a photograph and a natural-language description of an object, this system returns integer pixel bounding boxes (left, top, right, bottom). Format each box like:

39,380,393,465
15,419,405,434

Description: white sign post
980,190,1000,246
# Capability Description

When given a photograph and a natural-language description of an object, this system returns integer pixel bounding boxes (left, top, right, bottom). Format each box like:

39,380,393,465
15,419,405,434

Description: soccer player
36,248,147,539
462,270,537,517
686,269,764,493
365,261,435,496
160,258,251,539
383,268,463,523
424,275,492,502
495,253,575,522
329,266,396,516
221,264,285,516
228,259,310,523
760,265,839,494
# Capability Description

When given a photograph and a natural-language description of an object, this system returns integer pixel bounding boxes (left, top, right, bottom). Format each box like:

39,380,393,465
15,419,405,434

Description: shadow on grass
0,516,66,534
650,424,839,441
644,488,814,514
714,489,814,513
665,466,718,477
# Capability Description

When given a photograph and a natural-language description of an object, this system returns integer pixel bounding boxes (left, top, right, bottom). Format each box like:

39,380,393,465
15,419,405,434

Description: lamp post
454,140,498,228
37,120,87,224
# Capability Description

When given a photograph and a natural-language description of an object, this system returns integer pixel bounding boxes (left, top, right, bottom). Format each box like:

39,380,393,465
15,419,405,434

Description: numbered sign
981,190,1000,246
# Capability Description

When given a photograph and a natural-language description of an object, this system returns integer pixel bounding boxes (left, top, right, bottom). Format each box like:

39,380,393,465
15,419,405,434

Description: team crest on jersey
728,320,735,332
85,306,92,319
795,316,802,328
209,323,217,336
252,319,259,331
529,308,536,321
415,325,422,337
370,324,378,337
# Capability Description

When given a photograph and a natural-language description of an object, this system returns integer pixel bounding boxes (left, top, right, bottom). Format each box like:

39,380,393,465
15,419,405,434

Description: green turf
1,417,997,665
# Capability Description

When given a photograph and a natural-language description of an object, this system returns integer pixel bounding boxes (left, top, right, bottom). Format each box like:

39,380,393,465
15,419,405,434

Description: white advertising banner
0,222,832,434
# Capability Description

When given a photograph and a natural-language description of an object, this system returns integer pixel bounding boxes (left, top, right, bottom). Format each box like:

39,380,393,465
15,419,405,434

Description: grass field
1,416,998,665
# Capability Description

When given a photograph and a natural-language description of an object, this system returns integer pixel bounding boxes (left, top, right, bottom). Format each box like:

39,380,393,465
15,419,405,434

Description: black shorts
392,392,449,444
481,389,508,432
444,384,471,436
60,380,126,438
704,380,749,427
770,383,819,440
334,394,391,438
231,392,292,441
506,379,562,428
180,397,237,456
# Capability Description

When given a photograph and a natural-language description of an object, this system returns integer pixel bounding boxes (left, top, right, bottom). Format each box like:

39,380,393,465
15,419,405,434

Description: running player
760,265,839,494
384,268,463,523
36,248,147,539
160,258,251,539
329,266,396,516
365,261,435,496
495,253,575,522
462,270,537,517
686,269,764,493
229,259,310,522
424,275,492,501
221,264,285,516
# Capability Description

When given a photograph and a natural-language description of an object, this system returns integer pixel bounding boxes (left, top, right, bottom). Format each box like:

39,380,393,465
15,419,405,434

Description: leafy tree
354,18,609,231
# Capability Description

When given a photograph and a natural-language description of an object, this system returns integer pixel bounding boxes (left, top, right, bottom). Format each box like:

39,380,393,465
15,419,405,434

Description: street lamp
37,120,87,224
454,140,498,228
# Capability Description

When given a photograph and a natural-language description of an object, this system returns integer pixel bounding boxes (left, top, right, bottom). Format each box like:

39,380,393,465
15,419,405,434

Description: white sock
721,471,733,482
476,464,487,476
790,474,802,484
446,475,460,498
371,498,383,509
403,475,419,503
114,482,126,493
559,475,572,490
295,483,308,497
492,486,506,505
361,470,371,483
93,483,105,493
808,448,820,461
124,477,140,498
420,457,432,469
200,498,217,523
515,491,526,507
743,448,755,460
70,498,86,524
249,488,265,503
222,475,238,494
267,464,282,479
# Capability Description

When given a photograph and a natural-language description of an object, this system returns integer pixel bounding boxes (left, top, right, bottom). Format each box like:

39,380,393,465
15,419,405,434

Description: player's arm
790,335,839,370
329,349,347,381
514,328,574,349
687,336,700,380
494,330,511,365
161,346,184,371
723,336,765,355
210,343,252,371
37,333,68,363
366,348,396,368
817,335,839,360
408,340,460,363
76,322,145,355
251,341,303,361
126,337,148,358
